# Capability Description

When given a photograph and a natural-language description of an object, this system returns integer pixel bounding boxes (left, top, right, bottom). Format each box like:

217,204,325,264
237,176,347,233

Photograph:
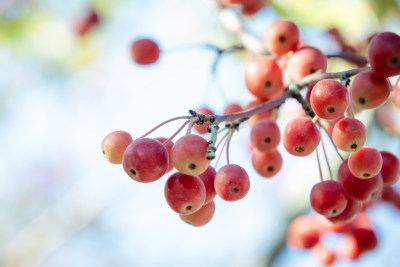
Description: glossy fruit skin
350,70,391,109
244,56,283,99
263,19,299,56
283,117,321,156
310,79,349,120
130,38,160,65
332,117,366,152
102,130,133,164
198,166,217,204
368,31,400,77
380,151,400,186
214,164,250,201
180,200,215,227
328,198,360,224
123,138,169,182
250,118,280,152
338,159,383,202
165,172,206,215
171,134,210,176
155,137,174,173
287,46,327,81
251,149,282,177
348,147,382,179
310,180,348,218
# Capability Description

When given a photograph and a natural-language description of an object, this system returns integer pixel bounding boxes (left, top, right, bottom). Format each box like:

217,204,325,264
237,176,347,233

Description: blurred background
1,0,400,266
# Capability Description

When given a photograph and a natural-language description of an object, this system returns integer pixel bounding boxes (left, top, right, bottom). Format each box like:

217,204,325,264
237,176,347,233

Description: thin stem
319,125,333,180
138,116,192,139
213,131,230,169
225,131,233,165
312,115,319,124
163,119,190,146
320,124,345,162
315,146,324,182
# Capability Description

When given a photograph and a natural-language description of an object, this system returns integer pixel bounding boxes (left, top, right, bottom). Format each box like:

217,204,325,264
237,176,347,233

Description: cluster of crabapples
104,12,400,263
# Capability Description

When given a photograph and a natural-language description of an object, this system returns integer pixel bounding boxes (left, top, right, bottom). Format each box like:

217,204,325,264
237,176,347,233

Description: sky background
1,0,400,266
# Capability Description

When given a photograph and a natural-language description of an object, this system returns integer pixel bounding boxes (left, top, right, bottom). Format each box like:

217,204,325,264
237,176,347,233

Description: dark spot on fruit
332,209,337,214
279,35,286,44
265,80,272,88
358,97,366,105
231,187,239,194
362,172,371,178
327,107,335,113
350,143,357,150
295,146,305,153
189,163,196,170
130,169,137,175
264,137,271,143
102,150,105,155
267,166,274,172
309,68,316,74
185,205,192,211
389,57,398,66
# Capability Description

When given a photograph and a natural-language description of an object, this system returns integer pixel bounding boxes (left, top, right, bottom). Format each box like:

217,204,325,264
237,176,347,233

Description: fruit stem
138,116,192,139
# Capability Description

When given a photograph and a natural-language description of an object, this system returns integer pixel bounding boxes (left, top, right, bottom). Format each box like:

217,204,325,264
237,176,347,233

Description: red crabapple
310,79,349,120
287,46,327,81
180,200,215,227
123,138,169,182
164,172,206,215
380,151,400,186
350,70,391,109
130,38,160,65
102,130,133,164
332,117,366,152
263,19,299,56
312,243,336,266
283,117,321,156
393,78,400,108
338,159,383,202
310,180,348,218
214,164,250,201
171,134,210,176
328,198,360,224
348,147,382,179
244,56,283,99
368,31,400,77
74,9,100,36
251,149,282,177
155,137,175,173
250,118,280,152
198,166,217,204
286,215,320,249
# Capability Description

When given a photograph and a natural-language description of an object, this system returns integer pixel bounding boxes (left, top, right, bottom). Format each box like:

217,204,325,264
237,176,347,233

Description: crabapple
102,130,133,164
310,180,348,218
263,19,300,56
286,215,320,249
380,151,400,186
244,56,283,99
123,138,169,182
287,46,327,81
171,134,210,176
283,117,320,156
130,38,160,65
180,200,215,227
198,166,217,204
250,118,280,152
368,31,400,77
251,149,282,177
310,79,349,120
164,172,206,215
214,164,250,201
332,117,366,152
348,147,382,179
